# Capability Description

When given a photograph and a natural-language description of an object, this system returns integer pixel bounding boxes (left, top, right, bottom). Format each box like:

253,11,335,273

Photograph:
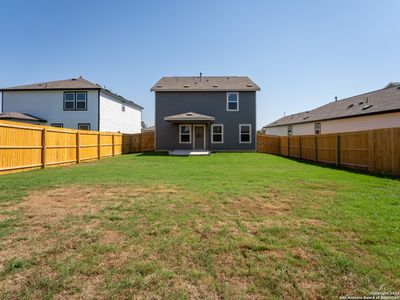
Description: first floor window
212,124,224,143
51,123,63,128
288,125,293,135
239,124,251,143
315,123,321,135
64,92,75,110
227,92,239,111
78,123,91,130
179,124,191,143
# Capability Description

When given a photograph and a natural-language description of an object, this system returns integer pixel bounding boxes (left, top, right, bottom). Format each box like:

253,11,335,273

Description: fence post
140,133,143,152
42,128,47,169
336,134,340,166
98,133,101,159
112,134,115,156
299,136,302,159
390,128,396,175
76,131,80,164
314,135,318,163
288,136,290,157
129,135,133,153
368,130,374,173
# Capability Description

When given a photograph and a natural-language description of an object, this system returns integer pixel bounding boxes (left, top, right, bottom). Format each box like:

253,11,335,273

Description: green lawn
0,153,399,299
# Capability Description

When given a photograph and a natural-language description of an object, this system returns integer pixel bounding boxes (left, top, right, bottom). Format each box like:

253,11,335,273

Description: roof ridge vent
362,104,373,110
186,112,193,116
71,78,77,81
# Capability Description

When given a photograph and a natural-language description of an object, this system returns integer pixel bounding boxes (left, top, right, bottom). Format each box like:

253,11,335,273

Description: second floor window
64,91,87,111
288,125,293,136
315,123,321,135
76,92,87,110
227,92,239,111
64,92,75,110
122,103,126,112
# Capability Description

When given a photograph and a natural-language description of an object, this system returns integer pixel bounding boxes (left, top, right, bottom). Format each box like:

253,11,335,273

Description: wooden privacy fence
257,127,400,176
0,120,155,175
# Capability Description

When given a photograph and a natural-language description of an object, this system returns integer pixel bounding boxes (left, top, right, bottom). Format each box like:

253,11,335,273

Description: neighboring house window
288,125,293,136
64,91,87,111
211,124,224,143
122,102,125,112
226,92,239,111
64,92,75,110
76,92,87,110
179,124,191,144
51,123,63,128
239,124,251,143
78,123,91,130
315,123,321,135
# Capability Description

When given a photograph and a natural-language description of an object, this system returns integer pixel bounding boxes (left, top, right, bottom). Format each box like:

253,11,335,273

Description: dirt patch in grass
19,187,107,224
0,184,179,298
225,196,293,216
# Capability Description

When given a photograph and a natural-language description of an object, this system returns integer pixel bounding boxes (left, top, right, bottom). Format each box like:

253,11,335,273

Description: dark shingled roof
265,83,400,128
0,77,100,91
0,112,47,122
164,112,215,122
151,76,260,92
0,77,143,110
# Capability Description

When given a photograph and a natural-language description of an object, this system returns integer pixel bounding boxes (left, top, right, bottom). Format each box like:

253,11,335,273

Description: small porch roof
164,112,215,123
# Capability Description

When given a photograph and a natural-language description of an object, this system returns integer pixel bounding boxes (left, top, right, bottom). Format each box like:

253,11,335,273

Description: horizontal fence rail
257,127,400,176
0,120,154,175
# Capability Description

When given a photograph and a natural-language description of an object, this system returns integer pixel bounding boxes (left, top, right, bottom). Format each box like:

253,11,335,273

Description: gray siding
155,91,256,151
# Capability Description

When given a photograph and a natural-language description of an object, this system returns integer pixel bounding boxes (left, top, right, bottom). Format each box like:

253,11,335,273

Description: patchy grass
0,152,399,299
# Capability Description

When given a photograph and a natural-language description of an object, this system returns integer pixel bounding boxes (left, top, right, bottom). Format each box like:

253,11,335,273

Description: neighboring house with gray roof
264,82,400,136
0,112,47,124
151,75,260,153
0,77,143,133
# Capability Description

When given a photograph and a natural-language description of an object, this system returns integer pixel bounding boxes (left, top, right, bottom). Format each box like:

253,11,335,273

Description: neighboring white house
264,82,400,136
0,77,143,133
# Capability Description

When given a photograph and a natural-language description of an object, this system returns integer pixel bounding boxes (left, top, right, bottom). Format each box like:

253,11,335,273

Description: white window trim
211,124,224,144
226,92,239,111
239,124,252,144
179,124,192,144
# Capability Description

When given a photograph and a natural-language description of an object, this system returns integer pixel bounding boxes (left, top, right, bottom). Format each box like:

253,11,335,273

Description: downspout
97,90,100,131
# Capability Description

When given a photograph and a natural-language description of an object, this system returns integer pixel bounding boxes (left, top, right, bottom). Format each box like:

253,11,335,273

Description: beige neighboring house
264,82,400,136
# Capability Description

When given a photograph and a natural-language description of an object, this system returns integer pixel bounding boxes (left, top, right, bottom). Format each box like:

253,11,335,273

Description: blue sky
0,0,399,128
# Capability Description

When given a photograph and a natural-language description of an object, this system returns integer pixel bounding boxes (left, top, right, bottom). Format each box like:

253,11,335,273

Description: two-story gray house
151,75,260,154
